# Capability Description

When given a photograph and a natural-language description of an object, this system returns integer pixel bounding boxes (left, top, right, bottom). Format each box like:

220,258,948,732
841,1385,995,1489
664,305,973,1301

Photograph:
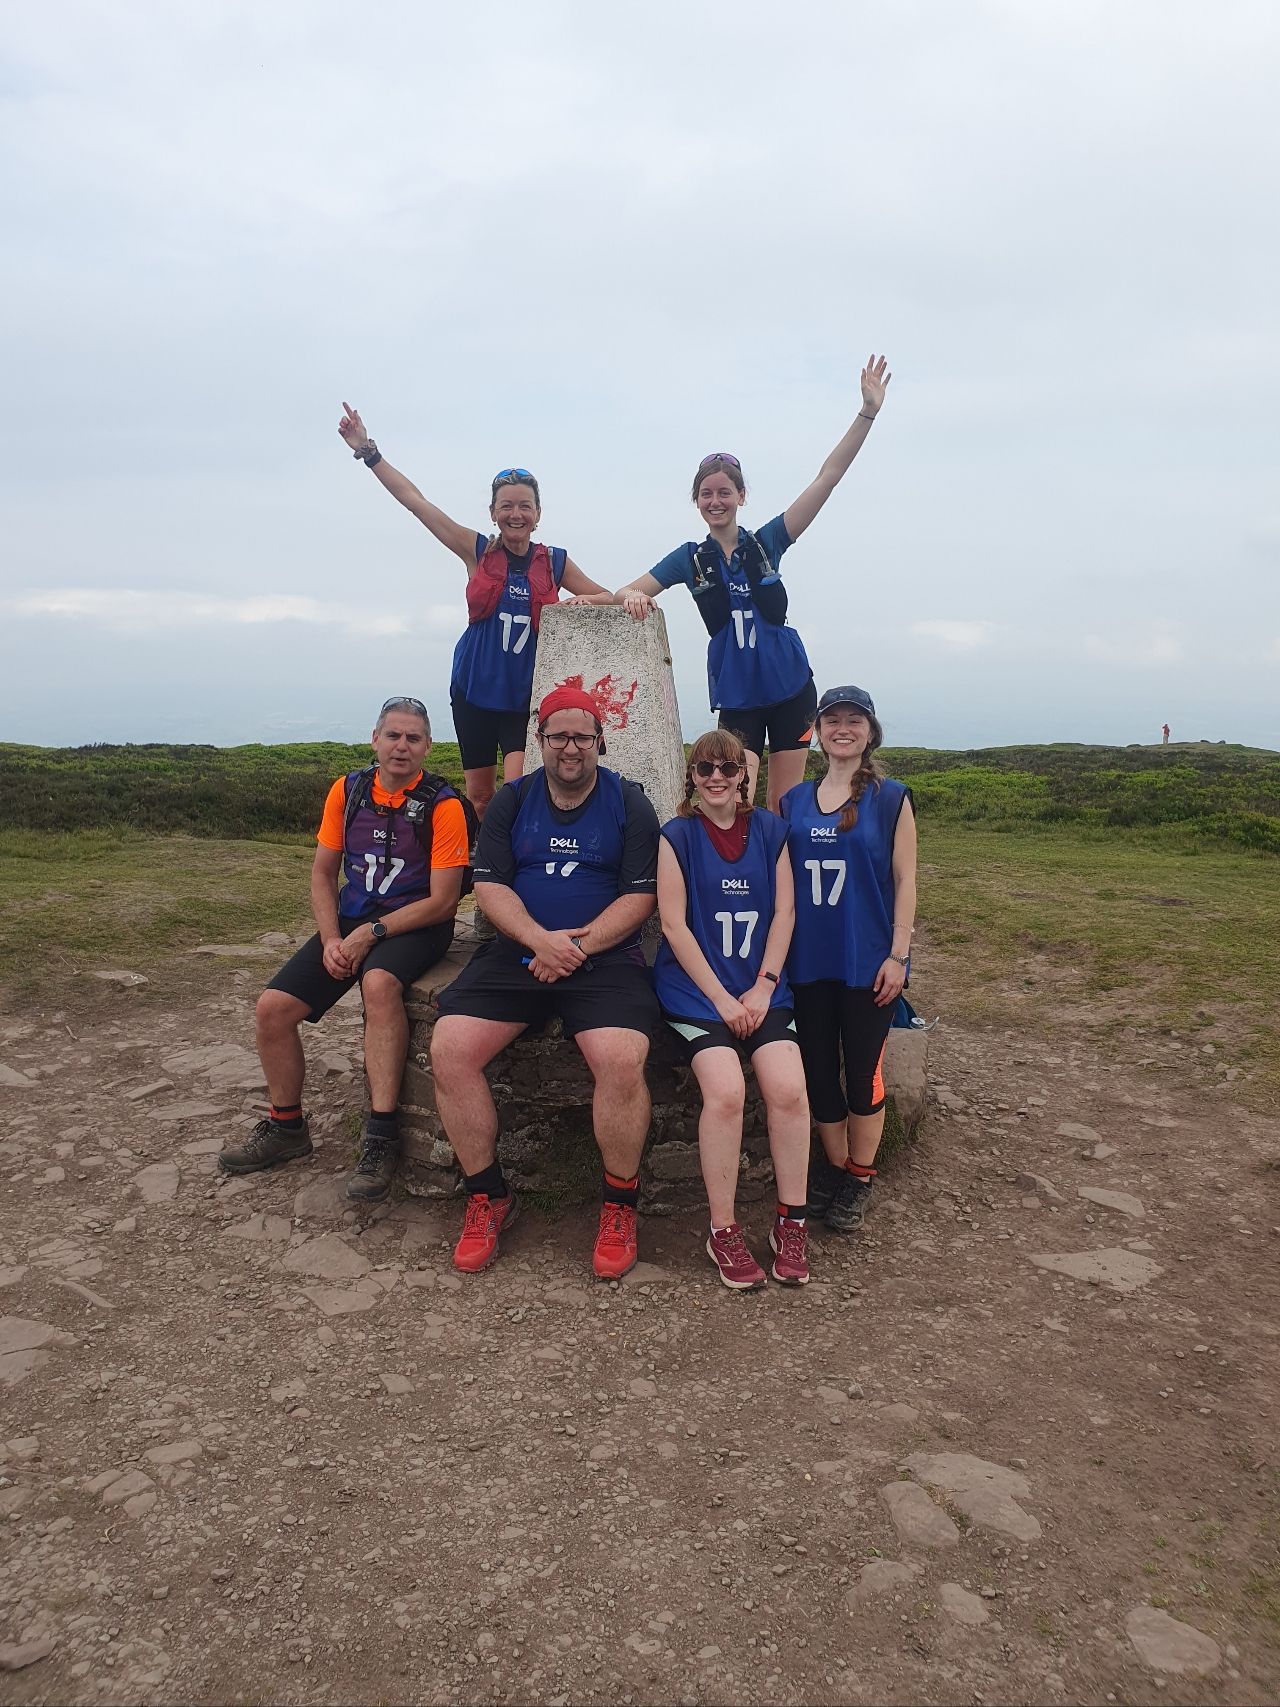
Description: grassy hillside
2,739,1276,852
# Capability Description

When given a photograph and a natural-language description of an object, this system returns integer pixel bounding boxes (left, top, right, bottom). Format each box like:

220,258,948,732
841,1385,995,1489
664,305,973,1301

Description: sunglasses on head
698,452,741,469
693,759,742,779
379,696,429,719
492,467,537,486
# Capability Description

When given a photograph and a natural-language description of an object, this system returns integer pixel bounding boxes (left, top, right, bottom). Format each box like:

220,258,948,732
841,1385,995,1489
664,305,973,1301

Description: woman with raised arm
337,404,614,818
779,685,917,1235
654,729,813,1291
614,356,891,813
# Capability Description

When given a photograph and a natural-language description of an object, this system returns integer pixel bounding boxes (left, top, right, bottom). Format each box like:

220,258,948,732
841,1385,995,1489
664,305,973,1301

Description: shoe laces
598,1203,634,1248
241,1118,276,1160
462,1193,495,1237
775,1218,807,1262
355,1137,393,1176
712,1223,753,1264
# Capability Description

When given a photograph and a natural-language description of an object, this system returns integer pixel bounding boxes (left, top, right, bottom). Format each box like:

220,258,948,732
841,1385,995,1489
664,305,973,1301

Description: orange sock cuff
845,1160,877,1180
270,1103,302,1122
604,1170,639,1191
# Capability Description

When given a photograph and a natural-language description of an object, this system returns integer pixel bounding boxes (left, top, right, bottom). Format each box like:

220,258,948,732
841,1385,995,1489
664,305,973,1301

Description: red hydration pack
465,538,561,632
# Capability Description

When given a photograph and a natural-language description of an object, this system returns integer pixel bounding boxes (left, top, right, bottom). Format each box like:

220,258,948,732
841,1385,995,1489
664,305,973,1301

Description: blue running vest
451,539,566,712
781,777,911,987
509,767,634,938
654,811,792,1023
707,562,811,712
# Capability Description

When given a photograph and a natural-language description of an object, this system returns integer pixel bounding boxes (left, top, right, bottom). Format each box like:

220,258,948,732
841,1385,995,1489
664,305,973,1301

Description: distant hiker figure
218,697,468,1202
1162,723,1170,745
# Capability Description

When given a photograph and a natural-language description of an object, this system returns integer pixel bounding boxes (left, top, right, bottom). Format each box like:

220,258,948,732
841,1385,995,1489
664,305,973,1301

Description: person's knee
256,988,301,1038
362,970,405,1019
467,783,496,816
768,1076,809,1120
702,1076,746,1123
588,1039,649,1091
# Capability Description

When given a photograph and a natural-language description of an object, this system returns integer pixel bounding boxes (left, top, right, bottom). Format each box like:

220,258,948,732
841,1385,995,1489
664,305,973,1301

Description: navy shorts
718,677,818,756
435,941,658,1040
451,689,530,773
664,1005,798,1059
265,917,455,1023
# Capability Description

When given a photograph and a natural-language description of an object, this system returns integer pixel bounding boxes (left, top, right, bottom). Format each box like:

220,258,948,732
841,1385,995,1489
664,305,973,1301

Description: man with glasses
218,697,469,1201
432,687,661,1279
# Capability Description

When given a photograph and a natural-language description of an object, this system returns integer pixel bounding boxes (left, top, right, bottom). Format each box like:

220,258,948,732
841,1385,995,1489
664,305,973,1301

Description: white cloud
3,587,460,639
910,620,994,652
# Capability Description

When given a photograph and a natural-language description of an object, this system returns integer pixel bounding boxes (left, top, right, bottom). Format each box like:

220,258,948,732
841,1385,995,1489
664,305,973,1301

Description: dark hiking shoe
804,1157,845,1220
346,1136,400,1202
218,1117,313,1175
825,1171,874,1233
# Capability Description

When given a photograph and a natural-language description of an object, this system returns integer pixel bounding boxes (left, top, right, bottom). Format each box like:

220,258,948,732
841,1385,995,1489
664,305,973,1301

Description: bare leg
815,1118,850,1168
765,746,809,815
501,749,526,784
847,1107,887,1169
463,765,498,819
742,748,762,806
255,989,311,1107
689,1048,747,1227
574,1027,651,1178
431,1015,526,1172
360,970,410,1110
751,1040,810,1205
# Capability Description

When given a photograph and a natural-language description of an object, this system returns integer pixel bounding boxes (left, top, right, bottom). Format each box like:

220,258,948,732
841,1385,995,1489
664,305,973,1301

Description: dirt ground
1,928,1277,1707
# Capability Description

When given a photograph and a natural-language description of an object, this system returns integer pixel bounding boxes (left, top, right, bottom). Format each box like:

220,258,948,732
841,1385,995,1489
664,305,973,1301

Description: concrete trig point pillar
523,605,686,820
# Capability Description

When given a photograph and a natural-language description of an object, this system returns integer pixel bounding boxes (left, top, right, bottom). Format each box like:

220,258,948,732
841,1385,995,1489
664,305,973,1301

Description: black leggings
791,982,894,1121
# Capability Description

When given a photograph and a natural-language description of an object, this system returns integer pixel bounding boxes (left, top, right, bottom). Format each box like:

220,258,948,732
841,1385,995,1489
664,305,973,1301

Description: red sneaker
452,1191,519,1273
706,1223,768,1291
592,1203,638,1279
768,1216,810,1286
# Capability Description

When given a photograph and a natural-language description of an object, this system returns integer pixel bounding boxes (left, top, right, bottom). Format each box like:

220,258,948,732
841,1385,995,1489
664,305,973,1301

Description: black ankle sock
464,1159,508,1200
366,1110,399,1142
270,1104,304,1130
602,1170,640,1209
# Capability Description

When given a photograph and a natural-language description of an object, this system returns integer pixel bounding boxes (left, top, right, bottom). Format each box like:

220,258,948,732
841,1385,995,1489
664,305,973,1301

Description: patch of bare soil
0,939,1277,1706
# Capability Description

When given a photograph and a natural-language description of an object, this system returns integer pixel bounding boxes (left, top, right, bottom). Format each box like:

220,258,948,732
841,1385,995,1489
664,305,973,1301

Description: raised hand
860,355,892,417
338,400,371,453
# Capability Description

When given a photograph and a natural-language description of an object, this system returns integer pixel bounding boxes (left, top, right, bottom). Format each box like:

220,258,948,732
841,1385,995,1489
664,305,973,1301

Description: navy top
648,514,811,712
654,810,792,1024
780,777,913,987
450,534,567,712
474,767,659,949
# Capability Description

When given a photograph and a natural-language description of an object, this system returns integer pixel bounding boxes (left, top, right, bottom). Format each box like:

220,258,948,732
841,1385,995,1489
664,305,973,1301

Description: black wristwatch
370,920,388,942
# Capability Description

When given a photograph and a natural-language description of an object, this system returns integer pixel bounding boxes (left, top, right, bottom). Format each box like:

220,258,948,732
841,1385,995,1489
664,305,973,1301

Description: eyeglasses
698,452,741,469
492,467,537,486
379,696,429,719
541,730,600,751
693,759,743,779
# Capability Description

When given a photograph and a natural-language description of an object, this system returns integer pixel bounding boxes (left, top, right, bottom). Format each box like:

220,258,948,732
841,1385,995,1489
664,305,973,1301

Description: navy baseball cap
817,684,876,718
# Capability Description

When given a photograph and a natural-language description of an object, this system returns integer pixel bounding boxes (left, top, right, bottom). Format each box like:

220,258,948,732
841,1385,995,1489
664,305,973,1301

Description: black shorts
718,676,817,756
451,689,530,773
664,1005,798,1059
790,981,895,1119
435,941,659,1040
265,916,455,1024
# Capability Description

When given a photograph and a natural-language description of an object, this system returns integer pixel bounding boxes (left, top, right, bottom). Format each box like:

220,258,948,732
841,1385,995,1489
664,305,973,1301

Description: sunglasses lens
695,761,740,779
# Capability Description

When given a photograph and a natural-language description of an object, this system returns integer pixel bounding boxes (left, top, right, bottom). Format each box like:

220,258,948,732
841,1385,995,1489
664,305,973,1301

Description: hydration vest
465,539,561,632
688,528,789,638
340,768,479,918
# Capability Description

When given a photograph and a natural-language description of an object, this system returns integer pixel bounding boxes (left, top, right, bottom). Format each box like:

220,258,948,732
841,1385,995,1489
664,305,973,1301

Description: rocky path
0,944,1277,1705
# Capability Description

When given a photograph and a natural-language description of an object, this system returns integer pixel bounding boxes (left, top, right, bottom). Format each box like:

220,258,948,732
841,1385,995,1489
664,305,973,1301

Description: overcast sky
3,1,1277,752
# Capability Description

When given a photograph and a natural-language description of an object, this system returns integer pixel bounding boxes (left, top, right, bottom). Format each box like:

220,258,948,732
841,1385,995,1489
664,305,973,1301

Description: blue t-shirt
450,534,567,712
654,810,792,1024
648,514,811,712
780,777,912,987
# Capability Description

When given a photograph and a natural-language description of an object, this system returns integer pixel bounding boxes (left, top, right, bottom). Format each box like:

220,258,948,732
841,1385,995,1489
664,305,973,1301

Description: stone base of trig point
398,922,930,1205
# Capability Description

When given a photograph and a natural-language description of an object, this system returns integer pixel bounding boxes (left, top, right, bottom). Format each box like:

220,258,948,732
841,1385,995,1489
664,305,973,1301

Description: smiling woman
336,404,618,820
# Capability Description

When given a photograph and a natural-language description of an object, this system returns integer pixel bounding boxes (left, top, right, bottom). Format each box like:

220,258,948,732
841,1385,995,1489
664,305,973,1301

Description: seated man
432,686,660,1279
219,696,469,1201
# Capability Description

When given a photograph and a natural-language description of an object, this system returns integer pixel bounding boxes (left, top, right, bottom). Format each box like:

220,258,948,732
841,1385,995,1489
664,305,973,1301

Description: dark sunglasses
698,452,741,469
492,467,537,486
693,759,743,779
379,696,429,720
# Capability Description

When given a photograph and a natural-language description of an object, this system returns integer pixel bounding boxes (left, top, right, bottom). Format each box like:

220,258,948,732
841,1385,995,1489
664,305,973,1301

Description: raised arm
338,402,478,569
782,355,891,542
